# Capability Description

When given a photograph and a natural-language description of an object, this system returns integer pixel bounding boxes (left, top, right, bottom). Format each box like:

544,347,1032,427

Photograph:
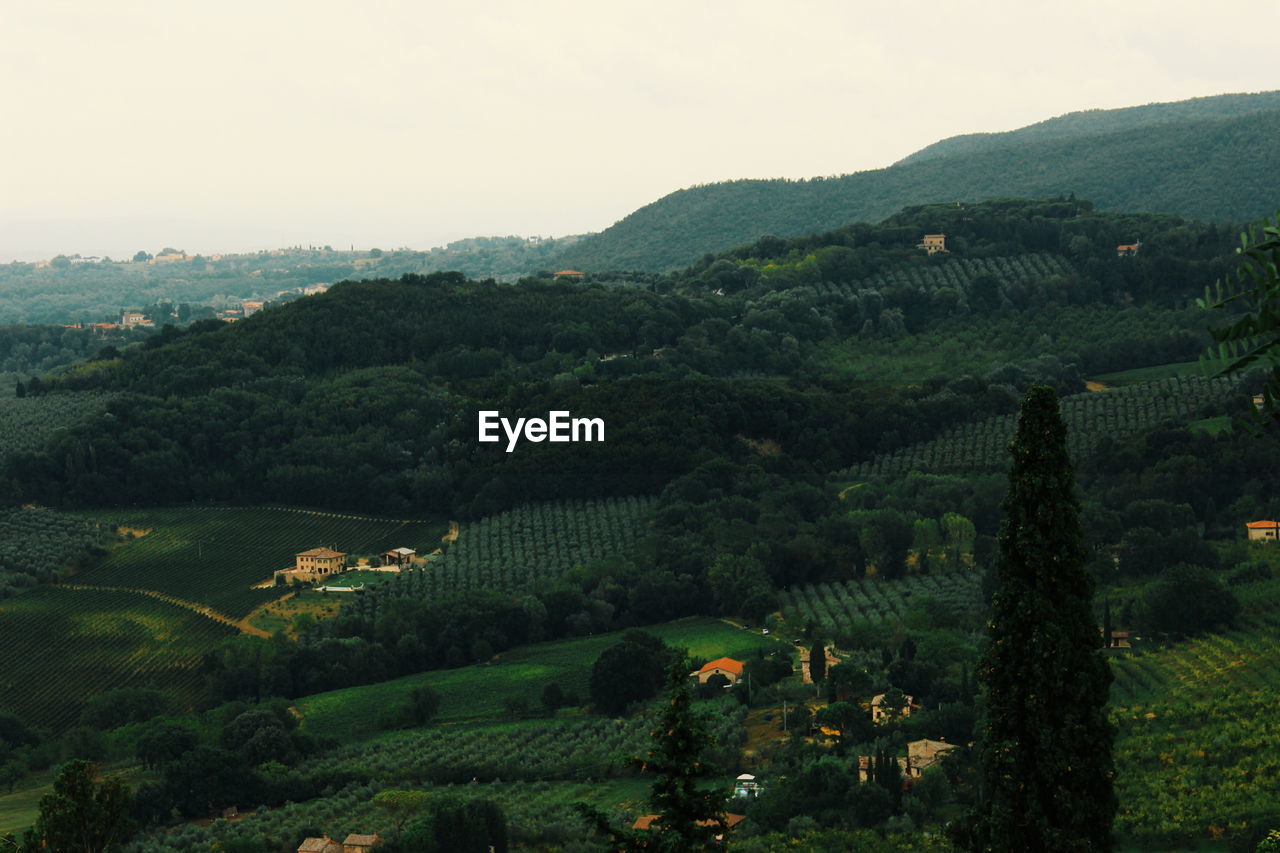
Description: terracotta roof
342,834,381,846
1246,520,1279,528
631,814,746,830
297,547,346,558
698,657,744,675
554,269,584,276
297,839,339,853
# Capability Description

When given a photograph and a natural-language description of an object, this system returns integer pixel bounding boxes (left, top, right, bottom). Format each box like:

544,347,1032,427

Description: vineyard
0,506,110,584
313,716,654,782
345,497,655,609
843,375,1237,479
1105,577,1280,844
779,571,984,637
430,496,655,592
0,586,236,730
808,252,1075,300
75,506,444,617
123,777,654,853
0,392,118,460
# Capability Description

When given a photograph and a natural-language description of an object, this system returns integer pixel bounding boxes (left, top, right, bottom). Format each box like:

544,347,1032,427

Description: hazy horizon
5,0,1278,262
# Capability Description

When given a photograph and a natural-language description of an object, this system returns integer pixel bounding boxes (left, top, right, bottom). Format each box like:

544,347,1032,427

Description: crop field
844,375,1237,479
130,777,655,853
779,571,984,636
1105,577,1280,845
74,506,445,617
809,253,1075,302
423,496,656,594
0,391,118,461
297,617,783,740
0,586,236,730
314,716,653,783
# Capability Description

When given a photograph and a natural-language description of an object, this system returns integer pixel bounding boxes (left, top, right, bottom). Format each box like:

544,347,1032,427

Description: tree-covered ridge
0,236,580,324
546,107,1280,271
895,89,1280,166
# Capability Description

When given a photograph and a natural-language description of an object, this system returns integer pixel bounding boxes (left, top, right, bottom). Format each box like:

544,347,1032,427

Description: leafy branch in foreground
1199,211,1280,423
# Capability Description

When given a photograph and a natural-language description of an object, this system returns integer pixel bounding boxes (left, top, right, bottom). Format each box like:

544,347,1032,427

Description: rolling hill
545,92,1280,272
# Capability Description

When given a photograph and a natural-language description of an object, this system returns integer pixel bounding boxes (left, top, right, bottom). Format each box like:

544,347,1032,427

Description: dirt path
1085,380,1110,392
442,521,459,543
59,584,272,638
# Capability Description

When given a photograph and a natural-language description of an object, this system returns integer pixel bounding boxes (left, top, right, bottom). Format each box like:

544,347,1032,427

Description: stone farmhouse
275,547,347,584
917,234,948,255
857,738,957,782
296,833,381,853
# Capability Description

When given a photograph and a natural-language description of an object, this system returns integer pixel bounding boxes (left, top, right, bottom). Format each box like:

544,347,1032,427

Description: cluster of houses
274,546,421,585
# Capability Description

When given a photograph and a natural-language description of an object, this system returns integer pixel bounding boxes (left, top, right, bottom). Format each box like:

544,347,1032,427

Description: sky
2,0,1278,261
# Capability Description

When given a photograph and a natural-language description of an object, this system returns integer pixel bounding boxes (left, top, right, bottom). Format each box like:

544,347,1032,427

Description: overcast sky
2,0,1277,261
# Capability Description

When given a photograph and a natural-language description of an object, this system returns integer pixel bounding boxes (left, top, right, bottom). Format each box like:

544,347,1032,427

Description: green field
74,506,446,617
0,586,237,730
297,617,784,740
1092,360,1203,386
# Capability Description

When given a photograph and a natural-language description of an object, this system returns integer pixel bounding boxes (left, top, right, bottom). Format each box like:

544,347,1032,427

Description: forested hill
2,199,1244,519
895,89,1280,166
545,103,1280,272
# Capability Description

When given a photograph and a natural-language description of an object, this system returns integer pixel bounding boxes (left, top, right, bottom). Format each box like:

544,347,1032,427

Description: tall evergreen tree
809,640,827,685
580,656,727,851
954,385,1116,853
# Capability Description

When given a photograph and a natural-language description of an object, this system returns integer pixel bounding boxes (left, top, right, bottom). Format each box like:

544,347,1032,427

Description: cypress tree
955,385,1116,853
809,640,826,684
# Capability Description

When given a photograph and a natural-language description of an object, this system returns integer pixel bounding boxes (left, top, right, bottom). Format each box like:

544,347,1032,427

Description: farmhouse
870,692,915,723
296,834,382,853
275,547,347,583
553,269,586,280
917,234,948,255
380,547,417,568
692,657,745,684
905,738,957,777
1246,520,1280,541
1116,242,1141,257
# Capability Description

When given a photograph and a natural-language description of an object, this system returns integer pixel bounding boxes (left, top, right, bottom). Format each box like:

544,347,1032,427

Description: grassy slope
74,506,446,617
297,617,784,740
1092,359,1203,386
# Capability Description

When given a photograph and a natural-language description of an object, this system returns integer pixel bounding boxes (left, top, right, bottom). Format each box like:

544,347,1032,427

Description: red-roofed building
692,657,745,684
632,813,746,841
554,269,586,280
1246,520,1280,541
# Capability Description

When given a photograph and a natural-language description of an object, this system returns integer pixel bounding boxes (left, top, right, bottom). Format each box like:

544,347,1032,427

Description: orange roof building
553,269,586,279
693,657,745,684
1246,520,1280,541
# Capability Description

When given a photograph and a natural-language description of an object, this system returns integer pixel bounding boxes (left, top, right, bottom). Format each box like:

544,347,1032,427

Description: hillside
895,89,1280,165
546,100,1280,272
